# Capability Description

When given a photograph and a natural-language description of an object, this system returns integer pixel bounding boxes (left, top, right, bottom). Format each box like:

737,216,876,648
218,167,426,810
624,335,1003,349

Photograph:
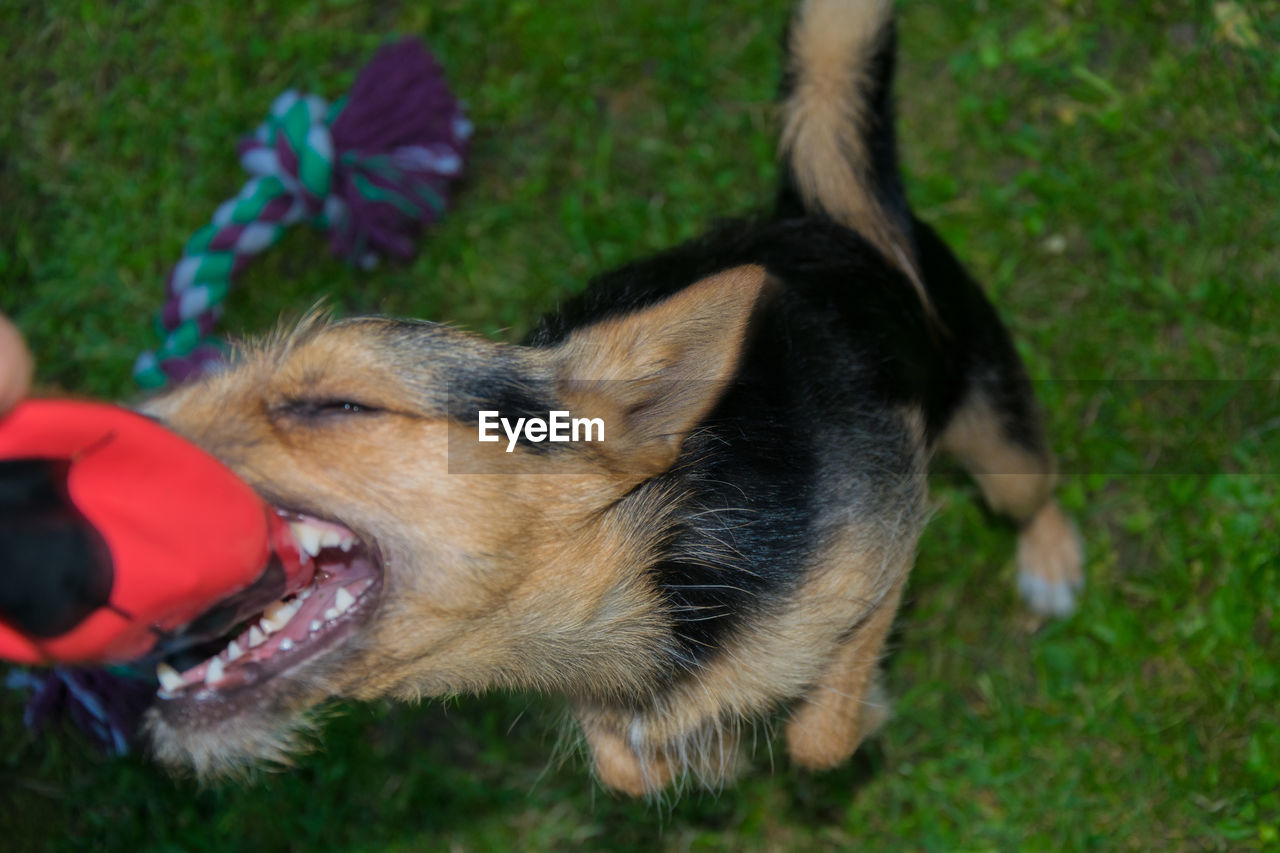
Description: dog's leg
576,709,678,797
940,389,1084,616
909,213,1084,616
576,706,742,796
785,575,904,770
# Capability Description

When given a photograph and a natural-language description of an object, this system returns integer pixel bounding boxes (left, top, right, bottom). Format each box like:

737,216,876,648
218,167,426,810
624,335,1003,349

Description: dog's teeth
156,663,185,692
249,626,266,647
310,620,322,632
339,537,355,552
262,599,299,631
206,657,225,684
280,638,294,651
324,607,339,621
157,688,176,700
289,522,309,554
291,522,323,557
303,528,324,557
226,640,243,662
320,529,342,548
334,586,356,614
299,587,312,601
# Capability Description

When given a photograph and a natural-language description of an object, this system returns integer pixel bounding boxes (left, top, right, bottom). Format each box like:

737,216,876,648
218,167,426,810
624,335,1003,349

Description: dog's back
526,0,1083,793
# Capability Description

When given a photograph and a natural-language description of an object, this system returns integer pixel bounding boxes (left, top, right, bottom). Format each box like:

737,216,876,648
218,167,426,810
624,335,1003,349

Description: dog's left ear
551,264,775,480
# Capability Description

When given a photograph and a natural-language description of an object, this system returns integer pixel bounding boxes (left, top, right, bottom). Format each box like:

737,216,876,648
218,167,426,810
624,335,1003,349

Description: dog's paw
1015,501,1084,617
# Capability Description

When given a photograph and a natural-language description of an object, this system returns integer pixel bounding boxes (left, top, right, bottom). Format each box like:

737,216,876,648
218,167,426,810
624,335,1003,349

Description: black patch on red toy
0,458,113,637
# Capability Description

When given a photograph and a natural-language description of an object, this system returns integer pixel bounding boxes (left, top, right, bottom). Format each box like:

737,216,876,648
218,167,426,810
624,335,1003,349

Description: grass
1,0,1277,849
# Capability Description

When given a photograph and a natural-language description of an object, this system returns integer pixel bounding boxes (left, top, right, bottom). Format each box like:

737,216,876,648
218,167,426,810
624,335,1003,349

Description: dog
139,0,1084,795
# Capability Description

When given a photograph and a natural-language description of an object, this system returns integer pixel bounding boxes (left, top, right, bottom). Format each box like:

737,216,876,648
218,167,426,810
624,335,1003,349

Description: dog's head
140,266,771,777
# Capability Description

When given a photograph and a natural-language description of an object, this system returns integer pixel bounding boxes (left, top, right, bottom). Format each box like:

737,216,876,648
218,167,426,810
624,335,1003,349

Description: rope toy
133,37,471,388
5,39,470,754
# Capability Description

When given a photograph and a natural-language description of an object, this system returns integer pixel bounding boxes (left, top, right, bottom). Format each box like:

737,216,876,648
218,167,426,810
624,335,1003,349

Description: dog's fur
141,0,1083,793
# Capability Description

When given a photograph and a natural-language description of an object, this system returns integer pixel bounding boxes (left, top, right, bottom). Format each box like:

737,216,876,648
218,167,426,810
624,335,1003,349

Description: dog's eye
283,400,379,418
320,401,368,414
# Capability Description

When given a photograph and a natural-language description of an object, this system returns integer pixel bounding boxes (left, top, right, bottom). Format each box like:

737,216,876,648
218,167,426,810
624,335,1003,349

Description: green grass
2,0,1277,849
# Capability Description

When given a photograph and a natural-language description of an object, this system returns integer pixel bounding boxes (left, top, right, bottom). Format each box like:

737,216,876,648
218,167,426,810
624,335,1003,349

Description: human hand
0,314,32,414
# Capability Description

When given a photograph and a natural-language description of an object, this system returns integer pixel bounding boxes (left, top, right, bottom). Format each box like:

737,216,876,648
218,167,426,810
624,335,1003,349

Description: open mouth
150,511,382,706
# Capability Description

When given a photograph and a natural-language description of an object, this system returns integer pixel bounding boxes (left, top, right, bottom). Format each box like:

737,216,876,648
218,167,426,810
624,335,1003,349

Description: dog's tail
777,0,923,297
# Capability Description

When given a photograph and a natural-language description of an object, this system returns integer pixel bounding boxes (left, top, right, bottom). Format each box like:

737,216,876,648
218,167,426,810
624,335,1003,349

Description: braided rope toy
133,37,471,388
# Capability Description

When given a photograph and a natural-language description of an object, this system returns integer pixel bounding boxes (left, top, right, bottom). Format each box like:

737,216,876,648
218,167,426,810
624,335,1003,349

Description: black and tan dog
141,0,1083,794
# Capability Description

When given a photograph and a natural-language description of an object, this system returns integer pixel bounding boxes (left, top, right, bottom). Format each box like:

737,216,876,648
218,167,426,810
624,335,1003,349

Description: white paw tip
1017,569,1081,617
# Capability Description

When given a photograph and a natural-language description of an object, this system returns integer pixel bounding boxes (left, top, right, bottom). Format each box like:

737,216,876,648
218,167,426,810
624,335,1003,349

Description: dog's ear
552,264,774,480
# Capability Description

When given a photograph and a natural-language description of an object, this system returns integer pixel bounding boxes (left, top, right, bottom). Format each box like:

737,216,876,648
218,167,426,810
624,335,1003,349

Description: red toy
0,399,309,666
